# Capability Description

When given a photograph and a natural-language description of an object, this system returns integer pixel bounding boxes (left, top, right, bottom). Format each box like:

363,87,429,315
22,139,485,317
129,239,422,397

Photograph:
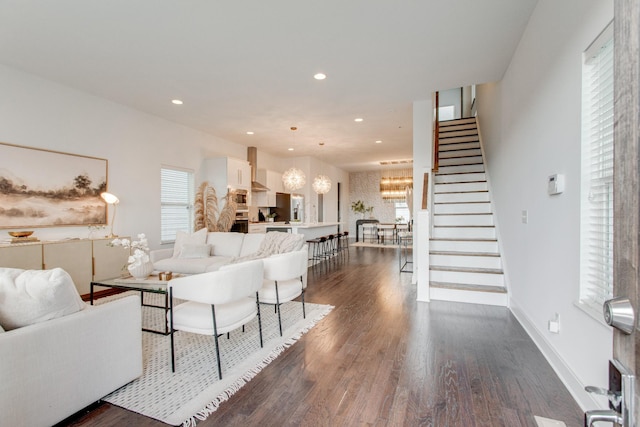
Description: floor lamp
101,192,120,238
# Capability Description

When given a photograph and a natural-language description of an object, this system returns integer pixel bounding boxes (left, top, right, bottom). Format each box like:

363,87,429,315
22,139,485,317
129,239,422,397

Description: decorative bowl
8,231,34,238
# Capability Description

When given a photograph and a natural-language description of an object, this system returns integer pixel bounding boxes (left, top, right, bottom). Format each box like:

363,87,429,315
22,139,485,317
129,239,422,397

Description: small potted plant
266,212,277,222
351,200,373,218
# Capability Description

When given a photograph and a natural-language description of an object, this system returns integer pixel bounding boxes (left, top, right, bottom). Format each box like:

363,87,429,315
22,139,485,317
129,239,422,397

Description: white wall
476,0,613,410
0,64,341,248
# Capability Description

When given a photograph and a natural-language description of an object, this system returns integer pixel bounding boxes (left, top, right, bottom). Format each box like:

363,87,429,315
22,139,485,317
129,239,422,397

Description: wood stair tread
430,265,503,274
435,180,487,185
435,171,485,176
433,212,493,216
433,224,494,228
434,200,490,205
439,117,477,125
435,190,489,195
430,250,500,257
430,237,497,242
430,281,507,294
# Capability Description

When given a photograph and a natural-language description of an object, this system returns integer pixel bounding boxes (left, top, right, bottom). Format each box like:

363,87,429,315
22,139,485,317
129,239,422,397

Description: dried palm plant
193,182,208,231
217,190,238,232
204,185,219,232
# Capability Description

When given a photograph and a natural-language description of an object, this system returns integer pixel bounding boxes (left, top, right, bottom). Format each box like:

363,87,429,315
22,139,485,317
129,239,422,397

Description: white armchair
259,249,308,336
168,259,264,379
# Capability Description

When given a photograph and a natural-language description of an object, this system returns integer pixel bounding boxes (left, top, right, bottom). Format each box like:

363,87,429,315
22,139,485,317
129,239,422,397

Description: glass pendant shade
312,174,332,194
282,167,306,191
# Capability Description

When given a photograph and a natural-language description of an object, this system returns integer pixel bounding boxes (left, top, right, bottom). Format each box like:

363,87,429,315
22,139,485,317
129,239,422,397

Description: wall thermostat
548,174,565,195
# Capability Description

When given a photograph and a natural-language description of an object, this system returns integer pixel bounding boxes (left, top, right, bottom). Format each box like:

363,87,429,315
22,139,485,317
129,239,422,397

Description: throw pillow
172,228,208,258
179,243,212,259
0,267,86,331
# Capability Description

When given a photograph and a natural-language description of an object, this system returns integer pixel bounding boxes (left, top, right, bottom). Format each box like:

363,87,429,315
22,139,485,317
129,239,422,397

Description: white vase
128,261,154,280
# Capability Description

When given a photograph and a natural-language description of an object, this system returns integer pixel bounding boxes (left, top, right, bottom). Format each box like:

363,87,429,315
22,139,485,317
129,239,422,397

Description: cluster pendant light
312,142,331,195
282,127,306,191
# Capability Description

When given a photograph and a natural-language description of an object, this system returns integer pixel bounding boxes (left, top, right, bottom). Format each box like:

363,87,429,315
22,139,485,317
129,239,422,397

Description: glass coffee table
90,276,171,335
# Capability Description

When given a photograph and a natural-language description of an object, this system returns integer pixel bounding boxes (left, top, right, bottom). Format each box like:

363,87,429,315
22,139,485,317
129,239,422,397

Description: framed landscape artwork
0,142,108,229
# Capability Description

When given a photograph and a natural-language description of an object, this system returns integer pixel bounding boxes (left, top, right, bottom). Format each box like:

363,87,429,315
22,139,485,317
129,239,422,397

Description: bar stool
306,236,327,263
340,231,349,252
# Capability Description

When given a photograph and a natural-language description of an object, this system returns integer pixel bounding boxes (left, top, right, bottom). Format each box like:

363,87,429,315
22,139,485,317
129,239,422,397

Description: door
613,0,640,423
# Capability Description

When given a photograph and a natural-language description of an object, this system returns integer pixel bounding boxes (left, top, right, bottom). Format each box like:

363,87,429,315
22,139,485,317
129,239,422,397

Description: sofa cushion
154,256,231,275
173,228,208,258
179,243,212,259
239,233,266,257
0,267,86,331
206,232,245,257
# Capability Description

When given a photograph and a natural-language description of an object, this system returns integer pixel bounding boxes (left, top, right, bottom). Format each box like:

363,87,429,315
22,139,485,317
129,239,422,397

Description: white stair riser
440,118,477,127
439,155,484,167
438,164,485,174
432,226,496,239
435,192,490,203
434,202,492,214
430,287,508,307
439,148,482,159
435,173,487,184
430,270,504,286
430,239,498,253
429,254,502,269
439,129,478,138
435,181,488,193
430,254,502,270
440,122,478,132
433,214,494,226
439,140,480,150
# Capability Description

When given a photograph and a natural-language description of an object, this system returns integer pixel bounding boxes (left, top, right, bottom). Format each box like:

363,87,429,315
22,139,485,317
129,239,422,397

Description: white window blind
161,167,194,243
579,23,614,314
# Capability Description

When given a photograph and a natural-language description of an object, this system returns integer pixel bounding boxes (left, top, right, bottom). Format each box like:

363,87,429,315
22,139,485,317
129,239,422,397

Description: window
579,23,614,314
395,202,410,223
438,105,455,121
160,167,194,244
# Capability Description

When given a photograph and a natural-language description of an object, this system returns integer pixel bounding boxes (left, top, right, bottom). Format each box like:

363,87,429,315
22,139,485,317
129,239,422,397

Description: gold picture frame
0,142,108,229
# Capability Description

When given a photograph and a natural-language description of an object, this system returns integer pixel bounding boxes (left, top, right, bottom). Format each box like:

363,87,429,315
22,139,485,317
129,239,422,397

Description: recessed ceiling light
171,99,183,105
288,148,294,151
354,118,364,122
375,140,382,144
314,73,327,80
246,131,254,135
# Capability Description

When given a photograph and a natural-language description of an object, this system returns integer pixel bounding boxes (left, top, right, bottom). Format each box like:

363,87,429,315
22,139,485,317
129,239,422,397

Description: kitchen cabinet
0,238,129,297
248,223,267,234
206,157,251,191
254,169,283,207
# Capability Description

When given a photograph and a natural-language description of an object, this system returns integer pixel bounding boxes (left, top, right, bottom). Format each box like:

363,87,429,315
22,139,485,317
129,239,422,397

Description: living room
1,0,634,425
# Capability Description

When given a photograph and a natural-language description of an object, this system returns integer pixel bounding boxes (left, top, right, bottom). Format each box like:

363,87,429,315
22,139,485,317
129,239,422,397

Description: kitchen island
265,222,341,241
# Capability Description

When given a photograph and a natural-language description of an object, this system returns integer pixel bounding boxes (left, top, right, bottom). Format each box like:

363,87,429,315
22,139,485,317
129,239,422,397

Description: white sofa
0,295,143,427
151,231,306,275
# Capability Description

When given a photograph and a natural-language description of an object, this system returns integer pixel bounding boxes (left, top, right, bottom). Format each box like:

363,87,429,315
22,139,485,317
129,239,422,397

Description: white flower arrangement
110,233,150,268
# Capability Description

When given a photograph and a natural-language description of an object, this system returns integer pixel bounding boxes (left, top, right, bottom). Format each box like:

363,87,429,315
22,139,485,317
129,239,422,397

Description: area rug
95,293,333,426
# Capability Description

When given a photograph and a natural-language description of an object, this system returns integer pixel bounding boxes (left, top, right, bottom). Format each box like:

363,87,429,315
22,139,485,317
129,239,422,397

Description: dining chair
259,249,308,336
168,259,264,379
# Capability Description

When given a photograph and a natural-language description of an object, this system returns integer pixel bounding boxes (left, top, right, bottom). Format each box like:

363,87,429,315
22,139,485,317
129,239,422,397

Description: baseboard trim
509,300,599,412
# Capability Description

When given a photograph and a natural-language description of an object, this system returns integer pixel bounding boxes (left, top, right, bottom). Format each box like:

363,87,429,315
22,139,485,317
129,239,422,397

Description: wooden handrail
432,91,440,173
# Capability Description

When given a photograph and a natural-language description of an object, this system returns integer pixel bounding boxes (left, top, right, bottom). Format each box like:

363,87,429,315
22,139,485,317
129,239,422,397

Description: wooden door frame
613,0,640,419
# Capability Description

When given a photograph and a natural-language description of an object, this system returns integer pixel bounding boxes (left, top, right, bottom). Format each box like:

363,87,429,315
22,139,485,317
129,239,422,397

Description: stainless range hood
247,146,270,192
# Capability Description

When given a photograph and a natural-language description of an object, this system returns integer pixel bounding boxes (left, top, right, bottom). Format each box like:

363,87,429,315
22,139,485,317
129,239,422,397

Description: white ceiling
0,0,537,172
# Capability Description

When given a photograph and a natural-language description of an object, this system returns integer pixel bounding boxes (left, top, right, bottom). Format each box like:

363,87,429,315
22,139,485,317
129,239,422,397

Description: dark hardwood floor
63,246,583,427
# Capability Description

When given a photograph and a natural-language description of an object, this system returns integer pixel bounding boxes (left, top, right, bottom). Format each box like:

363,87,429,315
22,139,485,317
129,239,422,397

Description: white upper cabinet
254,169,284,206
206,157,251,192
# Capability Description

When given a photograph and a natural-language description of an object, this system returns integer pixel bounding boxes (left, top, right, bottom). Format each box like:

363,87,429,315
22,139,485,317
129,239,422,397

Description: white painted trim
476,116,511,307
430,287,507,306
509,299,600,412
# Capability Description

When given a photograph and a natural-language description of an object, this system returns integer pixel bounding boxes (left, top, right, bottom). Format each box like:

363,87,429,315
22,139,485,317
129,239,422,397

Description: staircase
429,117,507,306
